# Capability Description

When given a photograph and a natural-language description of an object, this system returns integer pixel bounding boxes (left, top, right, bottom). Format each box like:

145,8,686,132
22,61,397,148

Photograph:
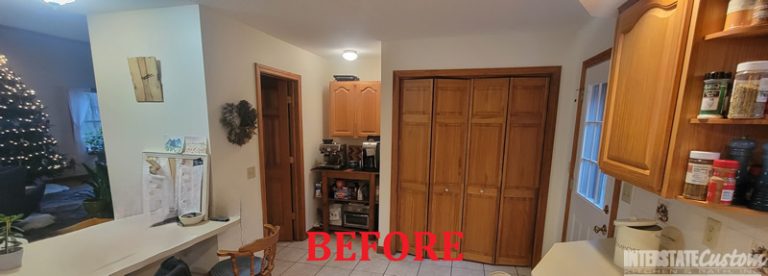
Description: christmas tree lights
0,54,67,177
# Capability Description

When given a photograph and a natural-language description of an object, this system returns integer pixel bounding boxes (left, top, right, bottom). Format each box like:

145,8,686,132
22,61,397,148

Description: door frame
391,66,561,265
255,64,307,241
561,49,621,242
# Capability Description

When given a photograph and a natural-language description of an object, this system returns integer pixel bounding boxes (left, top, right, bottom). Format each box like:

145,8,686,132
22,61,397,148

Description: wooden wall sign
128,57,163,102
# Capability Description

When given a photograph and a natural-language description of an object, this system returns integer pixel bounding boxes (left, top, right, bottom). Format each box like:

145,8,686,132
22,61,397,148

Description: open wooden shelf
689,118,768,125
329,198,377,205
704,24,768,40
676,196,768,229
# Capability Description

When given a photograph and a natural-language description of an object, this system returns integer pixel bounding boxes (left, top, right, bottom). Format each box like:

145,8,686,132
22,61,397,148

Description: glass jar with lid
727,61,768,119
684,151,721,200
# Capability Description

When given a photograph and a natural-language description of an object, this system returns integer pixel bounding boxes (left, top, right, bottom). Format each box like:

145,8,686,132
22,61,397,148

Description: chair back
216,224,280,276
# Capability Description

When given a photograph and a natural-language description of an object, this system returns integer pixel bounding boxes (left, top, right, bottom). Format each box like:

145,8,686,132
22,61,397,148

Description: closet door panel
396,79,434,251
428,79,470,258
497,77,549,266
462,78,509,263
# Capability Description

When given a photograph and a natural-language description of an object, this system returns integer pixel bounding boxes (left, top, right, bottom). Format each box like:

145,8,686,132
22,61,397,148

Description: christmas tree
0,54,67,178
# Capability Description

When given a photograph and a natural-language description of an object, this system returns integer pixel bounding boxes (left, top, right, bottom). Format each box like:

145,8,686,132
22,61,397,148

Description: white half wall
379,18,616,254
199,6,329,248
88,5,210,219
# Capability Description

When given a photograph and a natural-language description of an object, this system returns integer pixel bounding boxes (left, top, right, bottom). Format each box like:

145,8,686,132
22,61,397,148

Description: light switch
247,166,256,179
703,217,721,249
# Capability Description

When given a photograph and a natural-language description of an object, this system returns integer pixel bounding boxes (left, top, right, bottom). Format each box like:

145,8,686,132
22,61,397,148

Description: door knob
593,224,607,235
480,189,485,194
444,188,449,192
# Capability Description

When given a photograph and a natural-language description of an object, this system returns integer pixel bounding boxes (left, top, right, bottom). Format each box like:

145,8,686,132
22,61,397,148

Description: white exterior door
566,60,615,242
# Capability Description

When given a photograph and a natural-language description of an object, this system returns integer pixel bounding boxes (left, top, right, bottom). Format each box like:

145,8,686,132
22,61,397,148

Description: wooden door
496,77,549,266
428,79,470,258
396,79,434,251
262,76,295,241
599,0,689,191
462,78,509,263
355,81,381,137
329,82,356,137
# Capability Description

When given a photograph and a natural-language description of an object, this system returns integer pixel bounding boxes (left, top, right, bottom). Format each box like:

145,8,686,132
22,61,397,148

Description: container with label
725,0,756,29
728,61,768,119
698,72,732,119
707,160,739,205
684,151,721,200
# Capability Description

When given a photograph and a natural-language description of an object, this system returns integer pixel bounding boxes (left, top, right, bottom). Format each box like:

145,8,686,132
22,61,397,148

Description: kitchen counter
0,214,240,276
533,238,622,276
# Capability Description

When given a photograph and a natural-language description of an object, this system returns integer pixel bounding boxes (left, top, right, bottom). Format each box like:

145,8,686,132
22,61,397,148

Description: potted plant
0,214,24,270
82,162,113,218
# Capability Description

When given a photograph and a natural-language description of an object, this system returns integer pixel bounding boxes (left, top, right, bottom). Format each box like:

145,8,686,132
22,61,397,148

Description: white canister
613,218,662,268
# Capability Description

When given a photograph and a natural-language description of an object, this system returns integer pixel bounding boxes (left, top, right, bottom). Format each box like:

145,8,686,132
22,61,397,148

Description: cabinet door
355,81,381,137
497,78,549,266
462,78,509,263
329,82,356,137
396,79,433,252
599,0,689,191
428,79,470,258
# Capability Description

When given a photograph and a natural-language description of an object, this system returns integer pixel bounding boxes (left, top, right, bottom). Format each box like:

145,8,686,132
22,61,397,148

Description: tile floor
273,235,530,276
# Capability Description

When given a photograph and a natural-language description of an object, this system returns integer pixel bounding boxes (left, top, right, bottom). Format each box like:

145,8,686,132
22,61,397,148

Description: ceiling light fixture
43,0,76,6
342,50,358,61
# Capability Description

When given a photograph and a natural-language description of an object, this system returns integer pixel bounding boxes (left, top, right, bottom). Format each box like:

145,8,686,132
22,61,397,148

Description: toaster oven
342,212,369,229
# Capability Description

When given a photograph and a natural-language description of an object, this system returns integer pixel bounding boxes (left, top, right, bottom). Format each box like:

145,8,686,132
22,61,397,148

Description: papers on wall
143,157,177,224
142,153,208,226
175,158,204,215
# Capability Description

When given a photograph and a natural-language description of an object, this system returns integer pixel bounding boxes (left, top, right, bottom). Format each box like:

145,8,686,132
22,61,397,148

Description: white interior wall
379,18,617,254
198,6,330,248
0,25,96,176
617,182,768,253
88,5,210,219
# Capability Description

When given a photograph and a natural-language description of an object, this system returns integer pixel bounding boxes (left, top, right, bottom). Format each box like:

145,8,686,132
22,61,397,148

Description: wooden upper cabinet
599,0,691,192
328,81,381,137
329,82,356,137
356,81,381,136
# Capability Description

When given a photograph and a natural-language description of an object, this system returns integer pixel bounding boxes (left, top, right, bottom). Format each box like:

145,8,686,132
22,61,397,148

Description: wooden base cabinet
393,70,559,266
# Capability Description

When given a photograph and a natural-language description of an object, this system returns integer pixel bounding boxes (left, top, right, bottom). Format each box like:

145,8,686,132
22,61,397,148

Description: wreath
220,100,258,146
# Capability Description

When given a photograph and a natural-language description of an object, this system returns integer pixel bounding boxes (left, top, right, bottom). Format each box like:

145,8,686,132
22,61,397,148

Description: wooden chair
209,224,280,276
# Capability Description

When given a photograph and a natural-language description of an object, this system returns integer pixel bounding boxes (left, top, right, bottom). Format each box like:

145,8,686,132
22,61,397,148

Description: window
68,90,103,154
576,82,609,208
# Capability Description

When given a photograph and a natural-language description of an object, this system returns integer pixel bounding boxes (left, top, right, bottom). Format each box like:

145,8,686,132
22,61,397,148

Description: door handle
593,224,607,235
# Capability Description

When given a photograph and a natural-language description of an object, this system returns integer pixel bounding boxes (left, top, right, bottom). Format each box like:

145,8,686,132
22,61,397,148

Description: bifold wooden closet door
395,75,551,266
396,79,434,251
461,78,510,263
496,77,549,265
428,79,470,258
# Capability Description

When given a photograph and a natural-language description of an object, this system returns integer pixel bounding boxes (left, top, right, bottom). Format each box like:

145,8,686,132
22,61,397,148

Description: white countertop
0,215,240,276
533,239,622,276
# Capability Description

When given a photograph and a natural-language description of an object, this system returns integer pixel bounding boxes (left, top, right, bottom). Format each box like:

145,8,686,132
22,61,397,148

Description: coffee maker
319,139,345,169
361,136,380,171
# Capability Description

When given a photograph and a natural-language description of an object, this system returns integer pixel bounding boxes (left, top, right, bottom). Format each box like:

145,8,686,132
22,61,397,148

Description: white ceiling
0,0,595,58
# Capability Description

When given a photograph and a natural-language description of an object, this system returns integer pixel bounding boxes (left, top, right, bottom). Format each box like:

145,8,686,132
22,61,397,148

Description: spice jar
684,151,721,200
698,72,732,119
725,0,756,29
707,160,739,205
728,61,768,119
754,0,768,25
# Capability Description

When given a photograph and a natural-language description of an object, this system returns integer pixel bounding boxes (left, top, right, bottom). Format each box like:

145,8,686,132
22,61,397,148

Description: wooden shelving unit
689,118,768,125
676,197,768,227
314,168,379,232
704,24,768,40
